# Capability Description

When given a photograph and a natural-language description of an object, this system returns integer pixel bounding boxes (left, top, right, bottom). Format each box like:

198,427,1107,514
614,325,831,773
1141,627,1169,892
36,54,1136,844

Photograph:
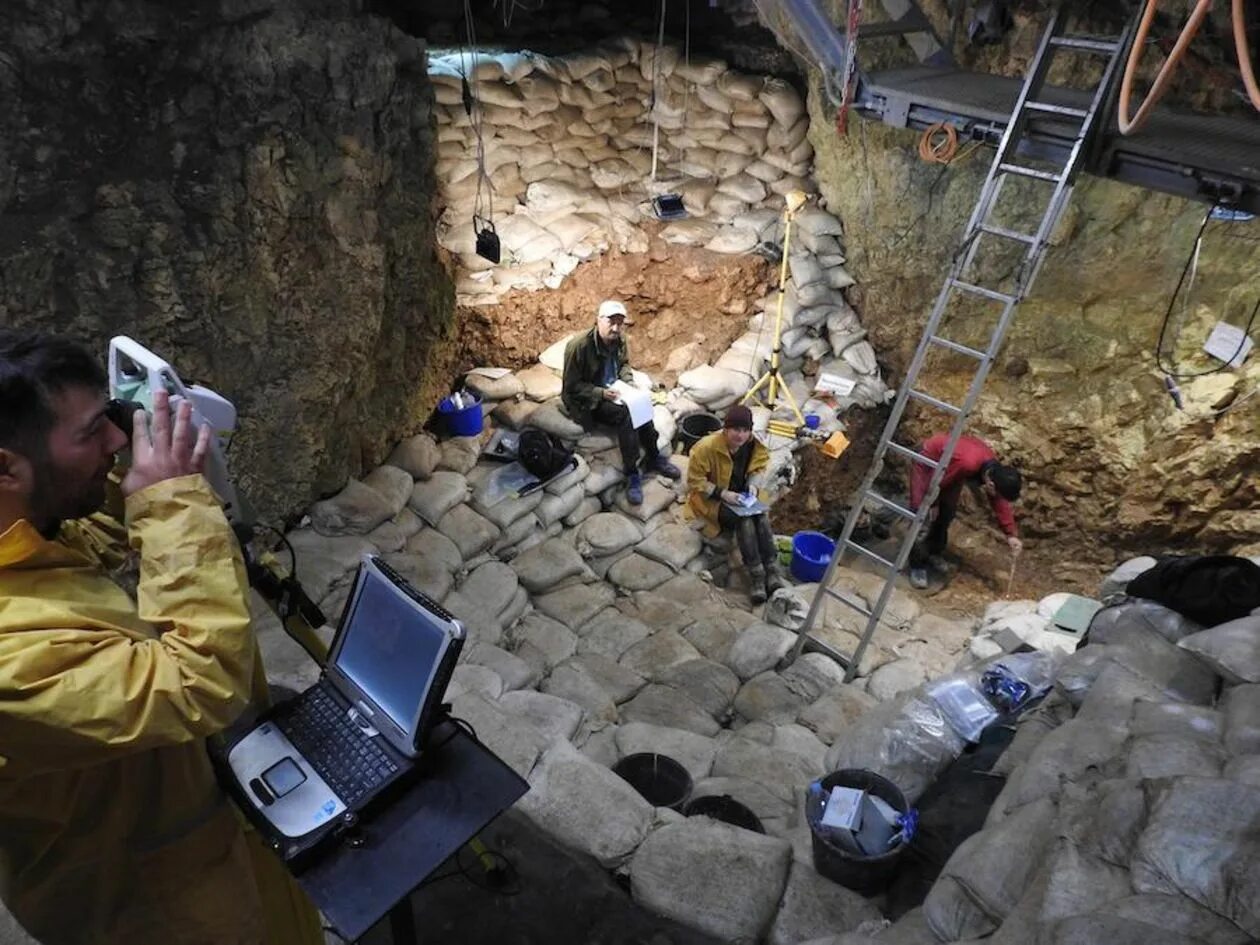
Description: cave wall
0,0,455,525
806,6,1260,563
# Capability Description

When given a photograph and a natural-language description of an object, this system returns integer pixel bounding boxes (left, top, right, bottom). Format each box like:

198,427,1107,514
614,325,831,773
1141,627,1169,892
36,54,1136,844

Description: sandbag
1224,684,1260,755
759,78,805,127
1088,599,1202,646
1177,615,1260,684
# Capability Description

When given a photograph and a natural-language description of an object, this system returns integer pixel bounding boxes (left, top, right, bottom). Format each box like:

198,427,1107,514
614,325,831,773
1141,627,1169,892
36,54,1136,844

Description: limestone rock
620,685,722,737
388,434,441,481
768,859,884,945
576,609,652,662
519,741,654,868
727,622,799,680
615,722,719,782
630,820,792,943
498,690,586,743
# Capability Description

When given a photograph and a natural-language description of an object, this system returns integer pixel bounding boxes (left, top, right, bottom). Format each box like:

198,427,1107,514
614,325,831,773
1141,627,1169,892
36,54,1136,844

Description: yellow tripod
742,189,808,426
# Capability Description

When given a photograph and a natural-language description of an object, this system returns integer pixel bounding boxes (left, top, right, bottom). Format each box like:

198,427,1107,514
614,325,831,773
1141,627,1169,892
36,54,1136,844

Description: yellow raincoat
684,431,770,538
0,475,317,945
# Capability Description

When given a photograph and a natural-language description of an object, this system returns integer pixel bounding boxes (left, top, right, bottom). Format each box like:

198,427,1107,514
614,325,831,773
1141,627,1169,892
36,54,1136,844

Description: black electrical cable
254,522,296,575
1155,203,1259,379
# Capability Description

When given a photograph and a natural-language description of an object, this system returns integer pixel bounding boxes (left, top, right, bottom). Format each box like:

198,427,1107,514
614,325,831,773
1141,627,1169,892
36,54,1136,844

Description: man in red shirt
907,433,1022,589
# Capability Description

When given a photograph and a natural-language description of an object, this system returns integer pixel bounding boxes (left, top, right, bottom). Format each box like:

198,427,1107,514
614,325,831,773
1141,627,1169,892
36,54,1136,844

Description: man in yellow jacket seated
0,331,322,945
684,404,788,605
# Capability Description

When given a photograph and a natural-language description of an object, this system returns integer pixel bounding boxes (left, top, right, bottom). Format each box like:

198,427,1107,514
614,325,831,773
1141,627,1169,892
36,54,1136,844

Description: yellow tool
766,419,802,438
820,431,850,459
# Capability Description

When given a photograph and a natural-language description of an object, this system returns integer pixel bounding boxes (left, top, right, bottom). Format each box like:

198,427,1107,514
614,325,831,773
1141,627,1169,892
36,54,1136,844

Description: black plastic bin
683,794,764,834
612,754,692,811
676,412,722,454
807,769,909,895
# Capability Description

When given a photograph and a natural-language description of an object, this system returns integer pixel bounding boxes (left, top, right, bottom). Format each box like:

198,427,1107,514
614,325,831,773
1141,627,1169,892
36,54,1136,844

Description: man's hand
720,490,742,505
601,387,620,401
1007,535,1023,555
120,390,212,498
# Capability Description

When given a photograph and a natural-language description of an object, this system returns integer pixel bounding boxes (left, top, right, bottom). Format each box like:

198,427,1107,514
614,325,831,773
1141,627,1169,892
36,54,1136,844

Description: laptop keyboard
279,686,400,808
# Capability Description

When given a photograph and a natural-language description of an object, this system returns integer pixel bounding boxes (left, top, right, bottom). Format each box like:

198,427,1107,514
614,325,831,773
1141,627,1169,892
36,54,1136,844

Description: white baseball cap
597,300,628,320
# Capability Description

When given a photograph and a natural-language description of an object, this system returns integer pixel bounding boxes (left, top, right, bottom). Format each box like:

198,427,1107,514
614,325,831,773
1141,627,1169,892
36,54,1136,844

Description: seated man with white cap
561,300,681,505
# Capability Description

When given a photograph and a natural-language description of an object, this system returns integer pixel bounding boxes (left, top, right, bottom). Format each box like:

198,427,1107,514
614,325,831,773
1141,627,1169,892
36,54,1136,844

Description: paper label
815,372,857,396
1203,321,1253,368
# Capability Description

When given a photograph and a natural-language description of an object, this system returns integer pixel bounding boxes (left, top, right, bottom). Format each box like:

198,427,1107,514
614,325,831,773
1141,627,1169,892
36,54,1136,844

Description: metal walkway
856,65,1260,212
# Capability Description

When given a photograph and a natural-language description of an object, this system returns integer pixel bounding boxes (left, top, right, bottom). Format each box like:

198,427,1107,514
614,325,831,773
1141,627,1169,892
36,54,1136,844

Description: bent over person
685,405,787,605
0,331,322,945
907,432,1022,589
562,299,680,505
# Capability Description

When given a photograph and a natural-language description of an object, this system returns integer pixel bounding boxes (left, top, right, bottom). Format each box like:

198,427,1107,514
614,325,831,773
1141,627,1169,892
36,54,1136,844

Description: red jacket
909,434,1017,536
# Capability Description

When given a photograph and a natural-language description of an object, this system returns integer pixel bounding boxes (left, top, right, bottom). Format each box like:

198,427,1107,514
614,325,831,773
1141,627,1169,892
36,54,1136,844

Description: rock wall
0,0,455,525
805,21,1260,562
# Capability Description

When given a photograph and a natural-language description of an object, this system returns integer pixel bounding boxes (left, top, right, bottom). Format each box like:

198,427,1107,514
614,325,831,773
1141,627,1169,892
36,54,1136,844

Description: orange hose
1234,0,1260,110
1119,0,1214,135
918,122,959,163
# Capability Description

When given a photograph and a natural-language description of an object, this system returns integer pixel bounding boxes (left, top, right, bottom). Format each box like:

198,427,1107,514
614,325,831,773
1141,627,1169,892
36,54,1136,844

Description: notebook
224,555,465,860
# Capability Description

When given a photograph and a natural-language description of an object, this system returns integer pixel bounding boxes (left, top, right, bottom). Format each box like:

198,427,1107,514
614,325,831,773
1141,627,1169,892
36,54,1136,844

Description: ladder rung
950,279,1017,304
977,223,1037,245
929,334,987,360
908,388,962,416
1025,100,1090,119
887,441,940,470
825,586,873,617
1050,35,1121,53
864,490,916,521
797,634,851,666
999,162,1062,183
841,540,897,574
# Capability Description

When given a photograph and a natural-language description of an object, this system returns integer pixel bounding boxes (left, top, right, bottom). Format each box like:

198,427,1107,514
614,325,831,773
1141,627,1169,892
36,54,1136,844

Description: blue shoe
627,473,644,506
909,567,929,590
650,454,682,480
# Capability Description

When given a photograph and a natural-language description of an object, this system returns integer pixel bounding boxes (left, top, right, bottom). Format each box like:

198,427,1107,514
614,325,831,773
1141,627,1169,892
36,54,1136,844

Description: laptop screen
331,562,452,736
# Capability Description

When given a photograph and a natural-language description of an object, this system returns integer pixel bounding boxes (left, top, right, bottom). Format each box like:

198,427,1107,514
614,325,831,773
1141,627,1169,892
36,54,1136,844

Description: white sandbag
497,215,563,264
1087,600,1203,646
515,75,560,114
465,370,524,401
524,179,586,213
537,483,586,528
695,83,735,114
638,42,680,81
674,57,727,85
759,79,804,127
527,401,585,441
828,265,857,290
717,173,767,204
706,192,749,219
310,478,396,537
679,179,717,213
540,333,578,371
515,363,561,403
1177,615,1260,684
591,158,639,189
706,226,758,255
717,71,763,101
1224,684,1260,755
789,253,825,288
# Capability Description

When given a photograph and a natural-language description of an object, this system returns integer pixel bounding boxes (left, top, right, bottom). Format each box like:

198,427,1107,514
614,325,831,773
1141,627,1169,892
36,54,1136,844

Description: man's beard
28,459,108,536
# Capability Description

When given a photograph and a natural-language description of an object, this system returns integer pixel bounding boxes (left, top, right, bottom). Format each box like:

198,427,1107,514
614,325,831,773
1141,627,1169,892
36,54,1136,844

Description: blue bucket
438,393,484,437
791,531,835,583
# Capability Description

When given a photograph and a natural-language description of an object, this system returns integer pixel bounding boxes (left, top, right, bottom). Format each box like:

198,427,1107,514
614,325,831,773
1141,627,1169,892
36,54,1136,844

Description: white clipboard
611,381,654,429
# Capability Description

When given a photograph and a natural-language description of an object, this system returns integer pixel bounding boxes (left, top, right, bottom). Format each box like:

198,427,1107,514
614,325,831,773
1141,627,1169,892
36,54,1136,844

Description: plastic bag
926,676,999,743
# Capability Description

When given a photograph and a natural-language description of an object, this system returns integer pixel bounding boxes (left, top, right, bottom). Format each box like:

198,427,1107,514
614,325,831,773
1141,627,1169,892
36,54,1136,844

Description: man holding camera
0,331,320,944
561,300,681,505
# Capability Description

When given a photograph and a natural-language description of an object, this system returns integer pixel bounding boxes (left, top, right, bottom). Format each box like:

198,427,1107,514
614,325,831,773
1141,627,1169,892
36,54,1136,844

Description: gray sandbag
310,478,396,536
1126,734,1226,779
438,436,481,475
767,859,883,945
407,471,470,526
1224,684,1260,755
989,716,1128,818
360,465,414,518
498,689,585,744
1056,637,1217,708
1089,599,1202,646
614,722,719,783
437,504,500,560
528,401,585,441
515,363,563,402
576,512,642,557
387,432,441,480
1177,614,1260,684
923,796,1058,941
1057,778,1151,869
1131,700,1224,742
726,622,797,681
607,553,674,592
510,537,590,594
1099,556,1158,599
577,609,652,662
635,523,703,572
1100,894,1255,945
379,551,454,603
535,581,617,630
536,483,586,528
1037,838,1133,925
1130,776,1260,937
629,819,792,943
464,370,524,401
458,561,519,619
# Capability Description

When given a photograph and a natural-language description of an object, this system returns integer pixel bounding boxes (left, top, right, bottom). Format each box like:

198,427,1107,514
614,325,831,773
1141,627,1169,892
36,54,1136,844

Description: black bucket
807,769,908,895
676,412,722,455
684,794,764,834
612,753,693,810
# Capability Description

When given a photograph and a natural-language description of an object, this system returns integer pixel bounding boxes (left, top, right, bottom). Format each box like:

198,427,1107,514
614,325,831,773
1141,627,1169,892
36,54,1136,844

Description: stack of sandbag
427,40,815,305
859,590,1260,945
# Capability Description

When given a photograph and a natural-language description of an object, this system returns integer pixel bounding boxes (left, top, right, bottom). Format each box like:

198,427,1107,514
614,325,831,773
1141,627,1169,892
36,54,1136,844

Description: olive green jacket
561,327,634,426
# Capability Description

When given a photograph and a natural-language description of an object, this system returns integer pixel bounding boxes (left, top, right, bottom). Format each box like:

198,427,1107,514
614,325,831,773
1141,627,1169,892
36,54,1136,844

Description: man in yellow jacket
0,331,321,945
684,405,788,605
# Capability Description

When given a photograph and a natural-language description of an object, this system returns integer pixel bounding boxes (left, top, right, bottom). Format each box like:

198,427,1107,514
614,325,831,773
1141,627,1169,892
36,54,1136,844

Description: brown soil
453,231,774,385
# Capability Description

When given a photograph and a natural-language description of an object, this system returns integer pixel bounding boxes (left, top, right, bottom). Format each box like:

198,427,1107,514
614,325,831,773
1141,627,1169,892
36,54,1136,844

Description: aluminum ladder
784,7,1130,680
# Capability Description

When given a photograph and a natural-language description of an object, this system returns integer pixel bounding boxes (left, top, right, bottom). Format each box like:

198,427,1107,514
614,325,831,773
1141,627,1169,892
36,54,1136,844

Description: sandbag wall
430,40,816,304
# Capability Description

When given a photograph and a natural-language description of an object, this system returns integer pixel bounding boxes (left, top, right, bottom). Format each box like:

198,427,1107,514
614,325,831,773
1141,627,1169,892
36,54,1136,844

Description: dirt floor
455,234,774,386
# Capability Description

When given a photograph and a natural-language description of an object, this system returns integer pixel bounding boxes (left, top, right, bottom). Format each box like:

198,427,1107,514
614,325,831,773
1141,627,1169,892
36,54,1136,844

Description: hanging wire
1155,202,1259,379
649,0,668,183
461,0,494,234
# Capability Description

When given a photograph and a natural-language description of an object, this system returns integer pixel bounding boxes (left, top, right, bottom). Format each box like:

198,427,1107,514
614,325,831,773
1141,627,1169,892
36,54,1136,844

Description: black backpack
1127,554,1260,628
518,429,574,482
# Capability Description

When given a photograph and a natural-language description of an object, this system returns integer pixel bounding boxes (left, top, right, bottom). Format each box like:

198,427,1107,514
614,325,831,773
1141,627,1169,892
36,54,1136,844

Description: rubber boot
765,561,789,596
748,565,768,605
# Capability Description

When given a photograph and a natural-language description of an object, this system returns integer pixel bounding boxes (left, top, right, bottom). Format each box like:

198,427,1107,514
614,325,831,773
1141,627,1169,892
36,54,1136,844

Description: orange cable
1234,0,1260,110
918,122,959,163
